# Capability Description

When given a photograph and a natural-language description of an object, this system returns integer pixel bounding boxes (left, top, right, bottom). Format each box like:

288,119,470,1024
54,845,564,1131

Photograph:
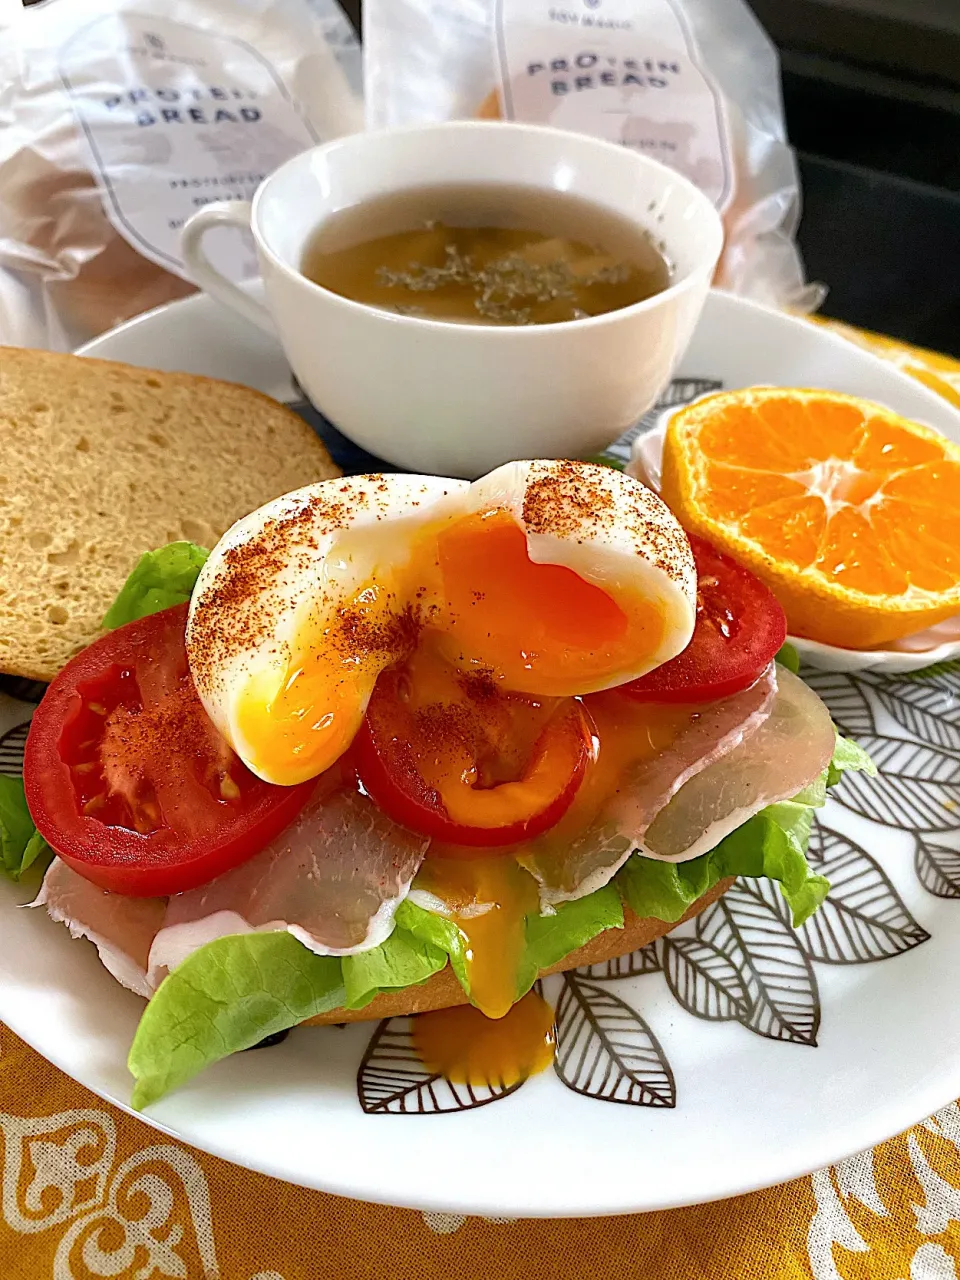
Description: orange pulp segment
660,388,960,648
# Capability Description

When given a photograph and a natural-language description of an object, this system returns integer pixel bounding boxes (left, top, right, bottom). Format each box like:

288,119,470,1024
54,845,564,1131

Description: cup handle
180,201,275,335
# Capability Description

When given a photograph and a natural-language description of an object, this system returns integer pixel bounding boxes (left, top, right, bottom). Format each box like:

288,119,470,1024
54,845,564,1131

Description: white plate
2,289,960,1219
629,421,960,674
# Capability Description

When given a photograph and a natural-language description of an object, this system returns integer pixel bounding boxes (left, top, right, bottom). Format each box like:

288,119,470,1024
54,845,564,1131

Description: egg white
187,461,696,785
462,459,697,690
186,473,469,783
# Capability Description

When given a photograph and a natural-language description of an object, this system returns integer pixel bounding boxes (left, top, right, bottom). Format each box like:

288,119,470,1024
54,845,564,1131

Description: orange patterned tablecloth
2,322,960,1280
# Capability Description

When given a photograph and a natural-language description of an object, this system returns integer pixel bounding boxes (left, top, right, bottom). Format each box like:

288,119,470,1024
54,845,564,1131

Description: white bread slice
0,347,340,681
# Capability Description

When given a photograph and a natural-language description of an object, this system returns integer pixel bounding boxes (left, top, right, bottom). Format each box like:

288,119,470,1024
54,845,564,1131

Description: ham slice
147,783,428,981
33,670,833,997
32,859,166,997
639,666,835,862
518,664,779,904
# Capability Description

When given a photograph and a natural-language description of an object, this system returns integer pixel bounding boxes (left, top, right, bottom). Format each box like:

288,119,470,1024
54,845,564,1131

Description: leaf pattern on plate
603,377,723,464
899,659,960,683
0,722,28,778
574,944,661,981
866,673,960,754
553,974,676,1107
655,377,724,410
357,1018,526,1114
800,670,875,737
696,880,820,1045
832,735,960,831
657,936,748,1021
794,820,930,963
915,835,960,899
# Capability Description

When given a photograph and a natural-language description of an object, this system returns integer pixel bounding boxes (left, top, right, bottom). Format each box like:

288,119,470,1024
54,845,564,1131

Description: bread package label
364,0,820,311
0,0,362,349
58,14,325,282
493,0,733,210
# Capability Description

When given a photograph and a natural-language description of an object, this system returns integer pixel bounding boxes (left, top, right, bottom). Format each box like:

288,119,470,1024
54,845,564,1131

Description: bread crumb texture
0,347,339,681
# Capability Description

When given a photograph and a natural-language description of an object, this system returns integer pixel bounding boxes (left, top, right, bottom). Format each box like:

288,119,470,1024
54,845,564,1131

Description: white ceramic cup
181,121,723,478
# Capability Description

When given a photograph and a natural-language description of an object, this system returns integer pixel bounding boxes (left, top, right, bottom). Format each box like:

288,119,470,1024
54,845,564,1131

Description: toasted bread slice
0,347,339,681
304,880,732,1025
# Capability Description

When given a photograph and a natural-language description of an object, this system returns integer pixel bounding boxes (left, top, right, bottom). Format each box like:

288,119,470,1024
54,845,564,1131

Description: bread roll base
304,877,733,1025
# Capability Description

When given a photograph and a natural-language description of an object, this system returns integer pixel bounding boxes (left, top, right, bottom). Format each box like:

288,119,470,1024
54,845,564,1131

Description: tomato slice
24,604,315,897
351,660,593,851
621,534,786,704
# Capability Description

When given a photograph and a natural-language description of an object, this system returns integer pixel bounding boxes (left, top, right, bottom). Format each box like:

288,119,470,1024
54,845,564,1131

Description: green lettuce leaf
393,897,472,995
341,925,447,1010
617,804,827,929
582,452,625,471
827,734,876,787
525,883,623,973
618,731,874,929
0,775,52,881
391,885,624,1008
102,541,209,630
775,641,800,674
129,933,343,1110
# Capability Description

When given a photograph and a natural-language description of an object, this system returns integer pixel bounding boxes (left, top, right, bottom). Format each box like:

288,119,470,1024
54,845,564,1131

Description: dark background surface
749,0,960,358
340,0,960,358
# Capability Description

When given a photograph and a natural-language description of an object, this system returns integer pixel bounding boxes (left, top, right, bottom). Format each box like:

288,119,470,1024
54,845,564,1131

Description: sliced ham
518,664,778,904
32,860,166,997
639,666,836,862
32,668,834,997
147,784,428,981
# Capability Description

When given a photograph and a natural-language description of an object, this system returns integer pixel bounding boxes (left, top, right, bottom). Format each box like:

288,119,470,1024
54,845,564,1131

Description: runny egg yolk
434,510,667,696
528,690,697,862
412,992,556,1089
403,694,694,1082
390,643,577,833
416,856,541,1020
235,579,415,786
232,506,674,785
415,694,698,1020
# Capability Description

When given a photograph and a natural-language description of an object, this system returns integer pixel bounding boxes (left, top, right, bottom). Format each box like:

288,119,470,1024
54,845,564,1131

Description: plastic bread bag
364,0,821,311
0,0,362,350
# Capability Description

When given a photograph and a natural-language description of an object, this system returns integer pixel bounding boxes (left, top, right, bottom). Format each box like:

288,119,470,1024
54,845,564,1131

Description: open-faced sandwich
7,446,872,1108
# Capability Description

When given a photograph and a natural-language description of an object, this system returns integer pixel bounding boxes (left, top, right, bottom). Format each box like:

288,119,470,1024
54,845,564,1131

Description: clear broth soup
301,183,671,326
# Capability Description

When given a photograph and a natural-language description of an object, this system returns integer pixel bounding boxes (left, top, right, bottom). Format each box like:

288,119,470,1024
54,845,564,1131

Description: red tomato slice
351,663,593,851
622,534,787,704
24,604,315,897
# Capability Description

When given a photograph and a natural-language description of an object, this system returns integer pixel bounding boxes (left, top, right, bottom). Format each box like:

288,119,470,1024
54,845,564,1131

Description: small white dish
629,417,960,675
0,287,949,1216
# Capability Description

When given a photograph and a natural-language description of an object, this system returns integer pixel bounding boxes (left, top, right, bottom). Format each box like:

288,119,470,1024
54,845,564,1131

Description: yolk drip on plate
412,991,556,1088
232,506,674,785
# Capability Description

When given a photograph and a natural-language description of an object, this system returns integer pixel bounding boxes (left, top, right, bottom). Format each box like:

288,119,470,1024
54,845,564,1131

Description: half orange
660,388,960,649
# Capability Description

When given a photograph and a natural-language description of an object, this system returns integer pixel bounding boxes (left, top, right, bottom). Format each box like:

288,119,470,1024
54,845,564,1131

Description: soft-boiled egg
187,461,696,787
186,474,469,787
431,459,696,697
